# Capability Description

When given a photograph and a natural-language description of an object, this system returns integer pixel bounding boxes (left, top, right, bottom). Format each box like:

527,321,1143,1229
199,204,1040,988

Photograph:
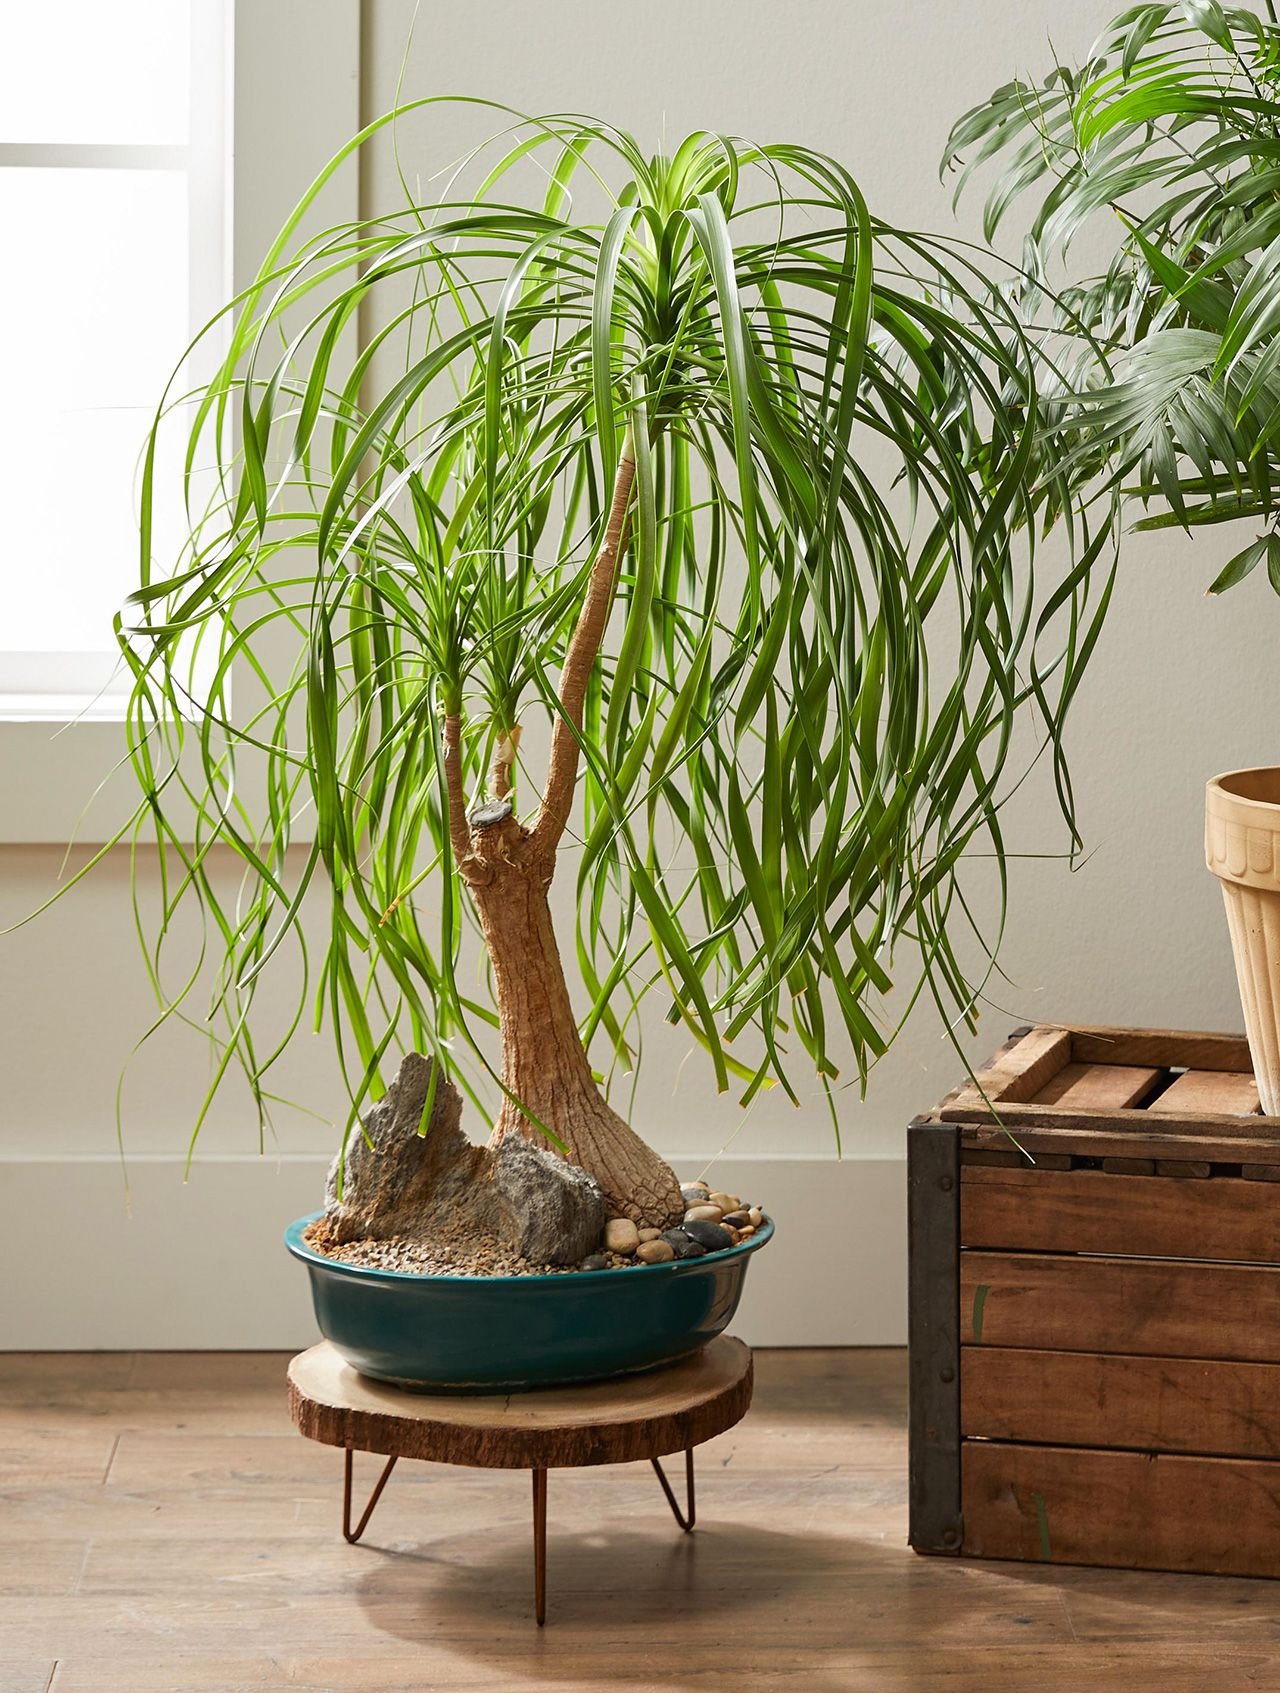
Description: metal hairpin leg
342,1448,398,1544
650,1447,696,1532
339,1446,693,1626
532,1468,549,1626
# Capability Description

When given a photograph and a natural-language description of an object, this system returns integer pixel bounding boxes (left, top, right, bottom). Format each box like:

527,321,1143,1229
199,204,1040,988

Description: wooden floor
6,1350,1280,1692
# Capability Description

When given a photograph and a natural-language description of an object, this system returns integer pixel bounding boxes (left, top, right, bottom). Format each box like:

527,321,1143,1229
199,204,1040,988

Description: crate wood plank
945,1026,1072,1115
960,1148,1074,1171
941,1100,1280,1138
1158,1069,1261,1116
962,1348,1280,1459
1030,1063,1163,1110
906,1121,962,1554
1155,1160,1212,1178
927,1027,1031,1116
961,1149,1024,1168
962,1440,1280,1577
1068,1026,1253,1073
960,1251,1280,1361
959,1122,1280,1164
961,1166,1280,1262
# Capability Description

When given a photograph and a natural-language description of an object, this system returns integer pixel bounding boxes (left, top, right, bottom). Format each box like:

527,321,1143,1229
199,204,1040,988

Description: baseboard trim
1,1153,906,1349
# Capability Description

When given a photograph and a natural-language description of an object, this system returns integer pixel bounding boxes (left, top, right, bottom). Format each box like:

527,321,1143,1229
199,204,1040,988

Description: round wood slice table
287,1335,754,1624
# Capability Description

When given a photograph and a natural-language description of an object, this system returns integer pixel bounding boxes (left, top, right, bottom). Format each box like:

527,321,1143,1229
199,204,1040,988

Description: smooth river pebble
604,1218,641,1255
684,1203,724,1224
680,1218,736,1252
659,1229,707,1260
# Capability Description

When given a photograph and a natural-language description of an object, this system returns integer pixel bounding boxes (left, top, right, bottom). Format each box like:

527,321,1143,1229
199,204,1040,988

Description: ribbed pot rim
1208,767,1280,818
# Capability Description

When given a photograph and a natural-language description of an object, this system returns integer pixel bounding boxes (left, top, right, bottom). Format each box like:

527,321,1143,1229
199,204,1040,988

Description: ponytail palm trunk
452,442,681,1221
112,108,1112,1217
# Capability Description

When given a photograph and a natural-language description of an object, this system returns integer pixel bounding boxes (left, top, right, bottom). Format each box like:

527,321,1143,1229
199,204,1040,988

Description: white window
2,0,360,844
0,0,231,721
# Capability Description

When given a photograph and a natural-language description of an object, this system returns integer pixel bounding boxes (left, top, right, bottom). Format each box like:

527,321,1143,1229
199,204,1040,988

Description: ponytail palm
121,106,1111,1219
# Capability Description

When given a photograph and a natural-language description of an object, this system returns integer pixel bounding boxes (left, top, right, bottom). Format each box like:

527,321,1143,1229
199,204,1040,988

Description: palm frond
946,0,1280,567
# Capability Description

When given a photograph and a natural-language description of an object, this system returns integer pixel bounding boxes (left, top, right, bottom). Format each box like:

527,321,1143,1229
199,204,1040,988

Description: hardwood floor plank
0,1573,1076,1658
0,1665,56,1693
0,1539,85,1598
1054,1563,1280,1643
0,1429,117,1488
43,1645,1280,1693
0,1353,134,1394
0,1354,291,1437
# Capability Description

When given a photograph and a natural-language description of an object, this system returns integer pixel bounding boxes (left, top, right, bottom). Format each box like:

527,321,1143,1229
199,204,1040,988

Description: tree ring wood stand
288,1335,753,1624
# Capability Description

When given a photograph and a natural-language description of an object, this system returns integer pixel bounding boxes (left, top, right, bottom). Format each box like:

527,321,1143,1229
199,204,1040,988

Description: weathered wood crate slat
909,1022,1280,1580
963,1348,1280,1459
961,1164,1280,1259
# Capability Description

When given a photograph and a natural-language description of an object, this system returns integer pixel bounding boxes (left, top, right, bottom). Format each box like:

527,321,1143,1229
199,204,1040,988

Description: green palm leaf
946,1,1280,571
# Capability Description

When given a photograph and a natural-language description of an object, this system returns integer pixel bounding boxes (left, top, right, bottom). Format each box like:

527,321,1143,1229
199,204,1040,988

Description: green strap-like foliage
102,105,1112,1145
945,0,1280,591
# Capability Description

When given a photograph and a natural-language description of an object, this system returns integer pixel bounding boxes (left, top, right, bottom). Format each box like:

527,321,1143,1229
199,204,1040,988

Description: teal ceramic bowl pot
285,1212,774,1392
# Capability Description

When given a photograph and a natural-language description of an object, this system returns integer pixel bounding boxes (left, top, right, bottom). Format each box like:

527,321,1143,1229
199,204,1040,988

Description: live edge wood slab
288,1336,753,1469
288,1336,754,1623
909,1021,1280,1581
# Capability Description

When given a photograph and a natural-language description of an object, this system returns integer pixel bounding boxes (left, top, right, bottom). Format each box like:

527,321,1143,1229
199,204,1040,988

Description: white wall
2,0,1267,1349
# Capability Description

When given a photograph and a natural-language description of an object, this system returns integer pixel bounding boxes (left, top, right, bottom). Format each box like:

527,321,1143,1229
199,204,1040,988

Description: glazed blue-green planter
285,1212,774,1391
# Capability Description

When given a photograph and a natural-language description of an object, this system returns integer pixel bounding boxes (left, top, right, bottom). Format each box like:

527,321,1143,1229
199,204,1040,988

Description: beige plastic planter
1206,768,1280,1113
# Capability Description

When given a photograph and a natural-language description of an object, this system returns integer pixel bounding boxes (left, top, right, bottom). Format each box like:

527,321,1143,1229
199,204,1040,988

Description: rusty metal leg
532,1468,548,1626
651,1446,695,1532
342,1449,398,1544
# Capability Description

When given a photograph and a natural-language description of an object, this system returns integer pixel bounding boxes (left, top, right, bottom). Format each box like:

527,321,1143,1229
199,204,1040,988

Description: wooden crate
908,1021,1280,1580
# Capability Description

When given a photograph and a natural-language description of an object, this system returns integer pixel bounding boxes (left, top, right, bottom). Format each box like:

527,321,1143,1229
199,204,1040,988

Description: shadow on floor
347,1516,1084,1690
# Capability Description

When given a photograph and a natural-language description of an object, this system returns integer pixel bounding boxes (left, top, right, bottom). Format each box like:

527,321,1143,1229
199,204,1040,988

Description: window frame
0,0,231,722
0,0,362,845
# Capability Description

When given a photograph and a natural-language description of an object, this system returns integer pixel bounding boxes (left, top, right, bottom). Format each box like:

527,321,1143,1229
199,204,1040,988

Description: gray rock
491,1133,606,1266
660,1229,707,1260
580,1254,610,1271
680,1182,711,1206
721,1210,751,1230
324,1054,491,1245
469,798,513,829
324,1052,604,1267
680,1218,735,1253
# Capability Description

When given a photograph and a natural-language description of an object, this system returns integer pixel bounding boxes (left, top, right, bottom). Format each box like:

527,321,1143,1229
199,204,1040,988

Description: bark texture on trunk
463,810,683,1228
439,441,684,1229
